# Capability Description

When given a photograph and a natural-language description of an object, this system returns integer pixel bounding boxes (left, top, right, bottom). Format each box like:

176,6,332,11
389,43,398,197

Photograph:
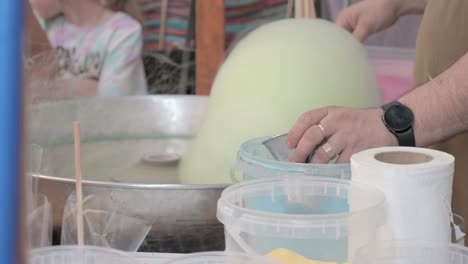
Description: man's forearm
399,52,468,147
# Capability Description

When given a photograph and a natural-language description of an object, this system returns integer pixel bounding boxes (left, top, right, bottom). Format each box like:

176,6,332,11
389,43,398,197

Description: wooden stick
304,0,310,18
295,0,303,18
299,0,315,19
158,0,169,49
307,0,316,18
73,122,84,246
286,0,294,18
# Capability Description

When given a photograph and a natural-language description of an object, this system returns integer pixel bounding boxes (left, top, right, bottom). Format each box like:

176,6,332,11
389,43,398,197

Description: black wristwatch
381,101,416,147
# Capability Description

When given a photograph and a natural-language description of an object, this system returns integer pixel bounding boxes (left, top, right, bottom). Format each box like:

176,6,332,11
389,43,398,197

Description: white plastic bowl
29,245,138,264
354,241,468,264
162,252,280,264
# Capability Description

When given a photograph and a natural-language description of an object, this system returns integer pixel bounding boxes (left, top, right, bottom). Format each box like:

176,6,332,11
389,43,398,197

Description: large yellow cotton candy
179,19,378,184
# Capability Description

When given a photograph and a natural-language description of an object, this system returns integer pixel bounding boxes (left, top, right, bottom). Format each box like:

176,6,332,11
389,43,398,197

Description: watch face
384,104,414,132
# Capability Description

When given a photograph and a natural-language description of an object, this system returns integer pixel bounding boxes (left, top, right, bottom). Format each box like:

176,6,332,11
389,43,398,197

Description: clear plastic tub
452,214,466,245
28,193,52,249
162,252,280,264
217,176,387,263
29,245,138,264
354,241,468,264
61,192,151,251
232,137,351,181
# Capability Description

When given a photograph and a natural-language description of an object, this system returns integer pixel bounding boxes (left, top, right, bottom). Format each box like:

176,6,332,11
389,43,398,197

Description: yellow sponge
267,248,340,264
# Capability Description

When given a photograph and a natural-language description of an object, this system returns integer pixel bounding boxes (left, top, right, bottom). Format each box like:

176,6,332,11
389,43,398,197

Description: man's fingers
291,125,326,163
352,24,370,42
336,150,352,164
336,5,371,42
336,12,354,32
310,135,344,164
288,108,327,148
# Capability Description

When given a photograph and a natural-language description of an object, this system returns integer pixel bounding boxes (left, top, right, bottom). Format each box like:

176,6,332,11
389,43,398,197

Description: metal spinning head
262,134,317,163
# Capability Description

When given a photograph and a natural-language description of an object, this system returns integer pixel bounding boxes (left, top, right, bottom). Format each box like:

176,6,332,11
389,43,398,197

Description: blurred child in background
29,0,147,97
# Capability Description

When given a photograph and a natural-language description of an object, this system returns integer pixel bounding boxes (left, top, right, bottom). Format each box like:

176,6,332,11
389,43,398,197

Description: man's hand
336,0,425,42
287,106,398,163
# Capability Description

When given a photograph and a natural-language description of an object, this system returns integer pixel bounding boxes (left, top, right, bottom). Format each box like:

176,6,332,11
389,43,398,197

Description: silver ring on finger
321,142,338,160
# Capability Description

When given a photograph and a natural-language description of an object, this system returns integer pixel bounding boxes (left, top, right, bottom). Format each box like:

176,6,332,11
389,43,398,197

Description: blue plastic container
230,137,354,260
217,177,387,263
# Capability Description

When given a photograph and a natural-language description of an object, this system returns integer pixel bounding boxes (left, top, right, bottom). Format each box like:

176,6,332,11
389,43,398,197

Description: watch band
398,127,416,147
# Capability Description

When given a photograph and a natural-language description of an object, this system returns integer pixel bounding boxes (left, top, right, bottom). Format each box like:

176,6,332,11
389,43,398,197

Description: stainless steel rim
34,174,229,190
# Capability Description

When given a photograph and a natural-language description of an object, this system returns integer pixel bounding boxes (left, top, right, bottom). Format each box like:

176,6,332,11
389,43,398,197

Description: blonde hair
101,0,145,27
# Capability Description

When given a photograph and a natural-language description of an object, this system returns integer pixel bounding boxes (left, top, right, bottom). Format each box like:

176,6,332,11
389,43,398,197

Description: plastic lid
354,241,468,264
237,137,351,179
217,176,387,239
162,252,280,264
29,245,137,264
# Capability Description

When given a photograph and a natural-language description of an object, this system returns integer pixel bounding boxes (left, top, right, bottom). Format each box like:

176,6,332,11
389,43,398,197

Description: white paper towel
350,147,454,242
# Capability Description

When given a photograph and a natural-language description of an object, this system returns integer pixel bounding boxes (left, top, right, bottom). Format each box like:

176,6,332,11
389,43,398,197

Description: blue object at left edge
0,1,23,264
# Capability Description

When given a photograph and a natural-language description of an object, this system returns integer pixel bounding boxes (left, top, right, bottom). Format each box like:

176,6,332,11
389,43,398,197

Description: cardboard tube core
374,151,433,165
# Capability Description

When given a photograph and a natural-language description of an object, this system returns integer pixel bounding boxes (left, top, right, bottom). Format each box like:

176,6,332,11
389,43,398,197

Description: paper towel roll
350,147,454,242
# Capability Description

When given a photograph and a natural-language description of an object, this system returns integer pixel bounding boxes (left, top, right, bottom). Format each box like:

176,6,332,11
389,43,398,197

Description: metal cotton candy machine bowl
28,96,228,253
